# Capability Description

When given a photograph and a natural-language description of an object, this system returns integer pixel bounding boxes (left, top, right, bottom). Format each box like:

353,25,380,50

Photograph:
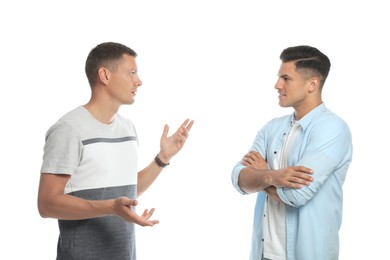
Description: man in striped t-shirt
38,42,194,260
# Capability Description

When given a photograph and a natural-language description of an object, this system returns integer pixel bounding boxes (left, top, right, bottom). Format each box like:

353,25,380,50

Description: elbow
237,180,255,194
233,172,250,195
232,167,246,195
278,188,314,208
37,201,50,218
37,197,53,218
38,204,49,218
280,196,308,208
287,200,308,208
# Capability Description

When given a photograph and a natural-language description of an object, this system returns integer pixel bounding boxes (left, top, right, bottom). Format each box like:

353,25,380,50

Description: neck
294,100,323,120
84,97,119,124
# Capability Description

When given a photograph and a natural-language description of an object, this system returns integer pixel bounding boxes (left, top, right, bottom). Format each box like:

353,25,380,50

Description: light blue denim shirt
231,103,353,260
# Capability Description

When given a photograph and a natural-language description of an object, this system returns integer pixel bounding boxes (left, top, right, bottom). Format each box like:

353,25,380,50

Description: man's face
274,61,311,109
107,54,142,105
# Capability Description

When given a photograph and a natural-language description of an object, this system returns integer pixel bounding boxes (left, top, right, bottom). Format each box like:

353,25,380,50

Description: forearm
137,154,168,196
264,186,283,203
38,193,114,220
238,167,273,193
136,118,193,196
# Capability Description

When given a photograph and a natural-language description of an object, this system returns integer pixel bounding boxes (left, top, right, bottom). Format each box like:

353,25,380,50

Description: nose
274,79,281,90
136,78,142,87
133,74,142,87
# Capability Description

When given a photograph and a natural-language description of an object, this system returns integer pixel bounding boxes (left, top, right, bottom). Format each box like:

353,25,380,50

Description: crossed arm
38,119,194,227
239,151,313,202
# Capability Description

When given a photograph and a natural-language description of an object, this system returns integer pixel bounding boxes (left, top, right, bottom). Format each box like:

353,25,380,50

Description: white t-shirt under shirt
41,106,139,260
263,121,301,260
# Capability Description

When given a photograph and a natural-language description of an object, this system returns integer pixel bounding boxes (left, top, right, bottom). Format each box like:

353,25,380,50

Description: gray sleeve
40,121,82,175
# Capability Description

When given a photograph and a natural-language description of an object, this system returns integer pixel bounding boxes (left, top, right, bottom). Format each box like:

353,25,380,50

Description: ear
97,67,110,85
308,76,321,93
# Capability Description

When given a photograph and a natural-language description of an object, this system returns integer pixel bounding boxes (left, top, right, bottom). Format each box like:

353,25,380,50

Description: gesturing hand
158,119,194,162
113,197,159,227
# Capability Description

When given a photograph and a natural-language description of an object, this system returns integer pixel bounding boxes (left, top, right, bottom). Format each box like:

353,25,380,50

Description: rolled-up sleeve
231,163,248,195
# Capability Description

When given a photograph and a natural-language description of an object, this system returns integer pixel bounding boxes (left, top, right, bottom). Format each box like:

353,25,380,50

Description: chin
125,99,135,105
279,101,287,107
279,102,292,108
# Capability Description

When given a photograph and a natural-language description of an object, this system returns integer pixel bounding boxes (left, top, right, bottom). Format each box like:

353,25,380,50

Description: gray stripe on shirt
82,136,137,145
57,185,137,260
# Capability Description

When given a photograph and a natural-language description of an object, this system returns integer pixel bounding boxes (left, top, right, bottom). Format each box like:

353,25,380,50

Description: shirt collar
290,103,327,130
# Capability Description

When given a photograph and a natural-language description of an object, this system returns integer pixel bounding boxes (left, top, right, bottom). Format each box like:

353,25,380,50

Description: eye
129,70,137,76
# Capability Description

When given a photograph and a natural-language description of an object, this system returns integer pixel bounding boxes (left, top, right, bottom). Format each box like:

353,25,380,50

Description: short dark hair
280,45,331,87
85,42,137,87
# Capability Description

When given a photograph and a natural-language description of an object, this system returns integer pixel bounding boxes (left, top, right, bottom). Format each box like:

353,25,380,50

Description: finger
241,153,249,161
248,154,256,161
249,150,261,159
291,177,312,186
243,151,253,158
185,119,194,132
142,219,160,227
150,220,160,225
121,197,138,207
293,172,314,183
289,183,303,189
179,127,189,138
161,124,169,139
126,210,150,226
242,156,252,164
139,220,154,227
181,120,194,137
242,160,250,166
128,199,138,207
244,153,253,161
295,166,314,175
142,208,156,219
180,118,191,128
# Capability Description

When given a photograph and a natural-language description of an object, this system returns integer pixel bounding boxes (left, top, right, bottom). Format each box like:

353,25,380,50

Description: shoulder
307,108,352,144
45,107,85,138
59,106,89,124
317,108,351,132
300,104,351,133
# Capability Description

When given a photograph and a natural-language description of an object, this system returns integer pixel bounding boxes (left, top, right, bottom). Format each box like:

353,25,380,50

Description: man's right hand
113,197,159,227
270,166,314,189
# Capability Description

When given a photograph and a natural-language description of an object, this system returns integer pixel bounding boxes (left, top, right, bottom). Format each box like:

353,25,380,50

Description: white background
1,0,388,259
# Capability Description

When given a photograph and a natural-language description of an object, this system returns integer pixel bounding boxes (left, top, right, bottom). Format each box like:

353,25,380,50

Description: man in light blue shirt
231,45,352,260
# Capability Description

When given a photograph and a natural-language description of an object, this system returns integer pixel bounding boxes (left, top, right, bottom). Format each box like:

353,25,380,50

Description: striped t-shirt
41,106,139,260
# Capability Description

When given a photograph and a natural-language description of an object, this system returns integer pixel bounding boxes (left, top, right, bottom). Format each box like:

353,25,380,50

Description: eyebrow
278,74,293,79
